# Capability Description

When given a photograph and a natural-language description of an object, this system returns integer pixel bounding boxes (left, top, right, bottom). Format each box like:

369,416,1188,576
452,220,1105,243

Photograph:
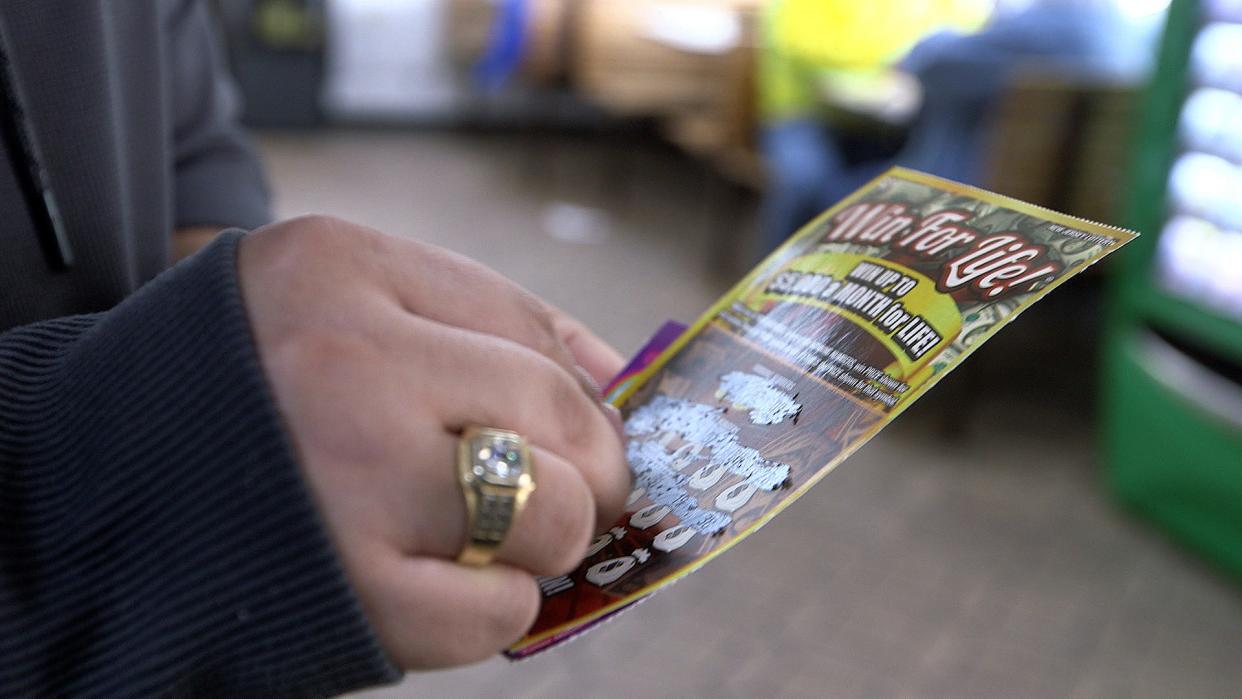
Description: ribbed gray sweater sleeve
0,231,401,697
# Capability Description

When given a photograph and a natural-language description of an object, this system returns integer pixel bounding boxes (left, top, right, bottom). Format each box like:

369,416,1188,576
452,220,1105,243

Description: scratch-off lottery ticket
508,168,1136,658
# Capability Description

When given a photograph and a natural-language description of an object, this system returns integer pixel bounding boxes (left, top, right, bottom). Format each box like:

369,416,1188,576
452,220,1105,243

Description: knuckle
545,364,595,448
451,257,568,362
517,291,558,341
523,309,568,364
427,244,492,291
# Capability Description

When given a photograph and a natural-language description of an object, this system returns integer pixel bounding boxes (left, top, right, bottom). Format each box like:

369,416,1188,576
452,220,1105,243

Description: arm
2,215,633,693
0,233,398,696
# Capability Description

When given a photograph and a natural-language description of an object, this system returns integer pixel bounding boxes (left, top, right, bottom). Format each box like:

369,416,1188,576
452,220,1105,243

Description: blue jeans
759,120,845,255
759,6,1115,257
759,120,893,255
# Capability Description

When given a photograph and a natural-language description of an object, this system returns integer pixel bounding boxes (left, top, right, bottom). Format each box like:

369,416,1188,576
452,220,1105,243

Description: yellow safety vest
760,0,992,121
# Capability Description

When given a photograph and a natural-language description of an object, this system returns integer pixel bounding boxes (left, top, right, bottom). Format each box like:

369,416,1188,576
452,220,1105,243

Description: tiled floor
259,131,1242,698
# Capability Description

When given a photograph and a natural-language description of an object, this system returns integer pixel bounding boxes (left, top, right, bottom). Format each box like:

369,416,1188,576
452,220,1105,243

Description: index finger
548,306,625,391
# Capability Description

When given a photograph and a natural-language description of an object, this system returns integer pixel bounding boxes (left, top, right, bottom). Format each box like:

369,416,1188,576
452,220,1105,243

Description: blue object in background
474,0,528,91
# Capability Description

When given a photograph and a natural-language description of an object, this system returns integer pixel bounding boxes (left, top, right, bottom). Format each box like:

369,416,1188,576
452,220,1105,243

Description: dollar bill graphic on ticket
507,168,1137,658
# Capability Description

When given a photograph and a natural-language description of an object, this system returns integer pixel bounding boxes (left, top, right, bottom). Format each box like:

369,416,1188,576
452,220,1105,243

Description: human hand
236,215,630,668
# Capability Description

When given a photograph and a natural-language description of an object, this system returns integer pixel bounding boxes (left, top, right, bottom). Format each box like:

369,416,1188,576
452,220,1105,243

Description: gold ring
456,427,536,566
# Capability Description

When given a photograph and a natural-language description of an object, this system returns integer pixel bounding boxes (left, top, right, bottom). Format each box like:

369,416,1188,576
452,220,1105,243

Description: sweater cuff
11,231,401,696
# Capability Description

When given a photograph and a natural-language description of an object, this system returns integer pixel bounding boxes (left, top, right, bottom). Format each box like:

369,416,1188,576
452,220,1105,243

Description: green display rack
1103,0,1242,579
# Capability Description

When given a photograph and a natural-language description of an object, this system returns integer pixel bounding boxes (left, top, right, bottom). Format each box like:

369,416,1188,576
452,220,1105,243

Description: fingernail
602,403,625,440
575,365,603,400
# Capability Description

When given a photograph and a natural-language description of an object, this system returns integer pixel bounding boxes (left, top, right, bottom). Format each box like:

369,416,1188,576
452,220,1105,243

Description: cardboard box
571,0,762,114
447,0,499,68
525,0,572,83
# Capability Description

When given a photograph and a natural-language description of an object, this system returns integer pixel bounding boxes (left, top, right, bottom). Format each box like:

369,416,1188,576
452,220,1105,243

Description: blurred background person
755,0,1165,255
755,0,993,254
894,0,1156,187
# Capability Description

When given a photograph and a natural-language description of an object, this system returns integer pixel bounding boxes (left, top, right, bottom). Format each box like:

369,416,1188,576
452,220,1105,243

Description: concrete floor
259,131,1242,698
